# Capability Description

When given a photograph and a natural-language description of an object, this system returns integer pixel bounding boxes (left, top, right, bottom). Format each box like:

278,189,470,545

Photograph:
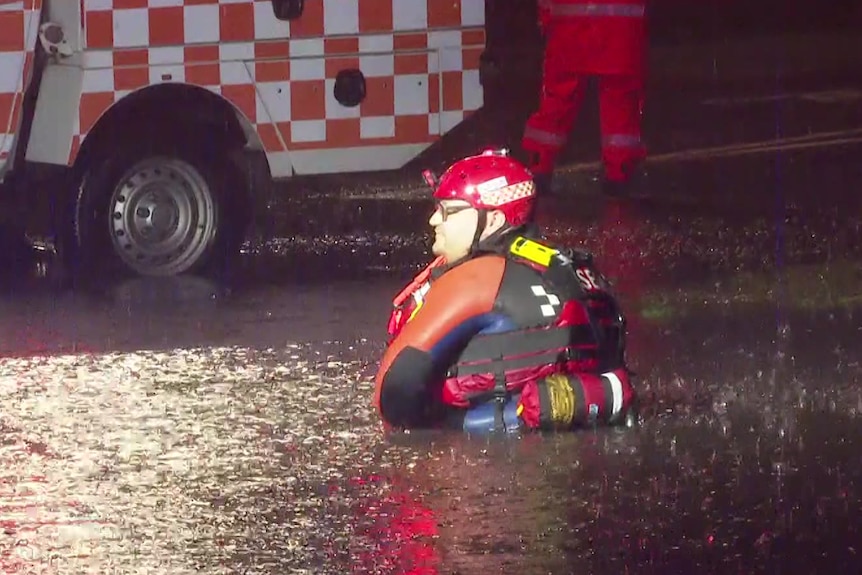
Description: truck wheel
75,148,242,278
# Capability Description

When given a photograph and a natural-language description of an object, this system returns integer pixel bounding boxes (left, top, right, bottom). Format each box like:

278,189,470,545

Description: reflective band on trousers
603,371,624,423
549,3,645,17
602,134,641,148
524,126,567,147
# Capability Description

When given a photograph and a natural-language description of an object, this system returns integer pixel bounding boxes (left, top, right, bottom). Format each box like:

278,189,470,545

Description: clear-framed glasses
434,202,473,221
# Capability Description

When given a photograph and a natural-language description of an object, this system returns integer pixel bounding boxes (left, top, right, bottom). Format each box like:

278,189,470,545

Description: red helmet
424,148,536,227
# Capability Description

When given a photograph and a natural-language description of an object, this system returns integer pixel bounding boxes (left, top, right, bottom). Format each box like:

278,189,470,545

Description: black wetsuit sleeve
378,346,441,427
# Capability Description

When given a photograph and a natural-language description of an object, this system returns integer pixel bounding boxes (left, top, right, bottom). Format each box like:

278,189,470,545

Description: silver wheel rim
109,157,217,276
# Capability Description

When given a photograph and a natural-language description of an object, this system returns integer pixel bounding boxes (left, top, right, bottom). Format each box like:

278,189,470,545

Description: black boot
602,164,648,199
601,178,632,198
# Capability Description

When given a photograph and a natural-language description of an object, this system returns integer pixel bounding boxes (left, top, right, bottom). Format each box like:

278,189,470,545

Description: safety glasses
433,202,473,221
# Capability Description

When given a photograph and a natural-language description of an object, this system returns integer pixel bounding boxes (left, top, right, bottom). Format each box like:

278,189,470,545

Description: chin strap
470,217,522,258
469,210,488,254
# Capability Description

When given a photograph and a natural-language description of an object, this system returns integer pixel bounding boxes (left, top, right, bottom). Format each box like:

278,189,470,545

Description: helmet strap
470,210,488,253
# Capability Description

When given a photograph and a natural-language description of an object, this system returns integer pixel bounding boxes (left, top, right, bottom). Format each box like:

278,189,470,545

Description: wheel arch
72,82,272,187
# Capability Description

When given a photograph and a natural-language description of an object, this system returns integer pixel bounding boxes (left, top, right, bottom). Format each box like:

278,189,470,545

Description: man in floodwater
373,148,637,434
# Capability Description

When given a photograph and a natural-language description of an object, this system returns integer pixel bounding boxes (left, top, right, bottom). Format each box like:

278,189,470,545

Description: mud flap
226,147,273,254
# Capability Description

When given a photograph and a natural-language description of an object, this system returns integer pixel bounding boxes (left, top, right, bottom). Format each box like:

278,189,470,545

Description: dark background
486,0,862,46
458,0,862,173
646,0,860,42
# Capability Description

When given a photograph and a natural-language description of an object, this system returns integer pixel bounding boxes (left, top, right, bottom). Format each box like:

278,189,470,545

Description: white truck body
0,0,486,277
1,0,485,177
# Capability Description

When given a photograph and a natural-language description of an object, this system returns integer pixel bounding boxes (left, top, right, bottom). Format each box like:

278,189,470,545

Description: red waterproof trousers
523,0,647,182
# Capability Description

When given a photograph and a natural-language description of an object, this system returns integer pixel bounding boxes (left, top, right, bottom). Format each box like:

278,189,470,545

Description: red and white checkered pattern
0,0,41,167
478,181,536,207
71,0,485,164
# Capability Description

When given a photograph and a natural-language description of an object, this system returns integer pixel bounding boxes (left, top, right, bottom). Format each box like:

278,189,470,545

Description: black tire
72,141,247,280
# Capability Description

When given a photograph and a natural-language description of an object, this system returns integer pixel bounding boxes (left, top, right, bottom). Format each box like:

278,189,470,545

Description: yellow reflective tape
407,300,424,322
509,236,557,267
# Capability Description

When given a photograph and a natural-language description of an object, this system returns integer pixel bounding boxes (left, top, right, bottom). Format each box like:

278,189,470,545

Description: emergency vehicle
0,0,485,277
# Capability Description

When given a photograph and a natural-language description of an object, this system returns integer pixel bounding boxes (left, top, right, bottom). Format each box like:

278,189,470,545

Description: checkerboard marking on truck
0,0,486,277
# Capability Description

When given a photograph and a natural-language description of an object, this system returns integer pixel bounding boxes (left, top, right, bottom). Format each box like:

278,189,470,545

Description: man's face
428,200,480,262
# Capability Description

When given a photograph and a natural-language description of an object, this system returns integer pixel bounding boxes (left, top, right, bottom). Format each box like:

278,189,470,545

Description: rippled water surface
1,272,861,574
3,135,862,572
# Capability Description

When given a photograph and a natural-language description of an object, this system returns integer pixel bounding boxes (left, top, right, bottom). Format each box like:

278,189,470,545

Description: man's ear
489,209,509,230
480,209,508,240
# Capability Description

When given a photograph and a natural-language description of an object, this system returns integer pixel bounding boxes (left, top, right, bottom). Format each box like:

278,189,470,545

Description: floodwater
2,78,862,573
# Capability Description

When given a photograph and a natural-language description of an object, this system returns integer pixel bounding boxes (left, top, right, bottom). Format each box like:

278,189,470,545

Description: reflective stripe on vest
549,3,645,18
602,133,642,148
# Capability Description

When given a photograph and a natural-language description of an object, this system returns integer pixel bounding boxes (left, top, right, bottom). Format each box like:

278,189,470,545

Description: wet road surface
3,78,862,574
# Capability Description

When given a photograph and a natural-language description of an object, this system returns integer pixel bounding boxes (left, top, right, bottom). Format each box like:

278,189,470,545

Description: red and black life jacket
440,235,628,408
387,255,445,342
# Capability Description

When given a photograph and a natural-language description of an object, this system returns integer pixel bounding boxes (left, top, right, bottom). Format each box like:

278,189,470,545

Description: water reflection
2,299,862,574
2,194,862,572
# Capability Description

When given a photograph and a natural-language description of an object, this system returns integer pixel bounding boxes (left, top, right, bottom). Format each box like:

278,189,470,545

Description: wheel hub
132,190,179,240
109,157,217,276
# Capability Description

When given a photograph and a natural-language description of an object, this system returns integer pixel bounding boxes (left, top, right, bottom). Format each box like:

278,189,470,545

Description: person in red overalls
522,0,648,198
